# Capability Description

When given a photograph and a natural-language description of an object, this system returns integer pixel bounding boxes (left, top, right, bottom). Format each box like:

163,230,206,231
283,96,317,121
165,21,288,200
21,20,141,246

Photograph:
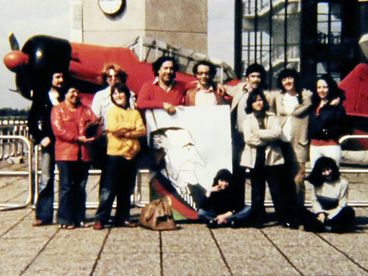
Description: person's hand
217,83,226,96
215,212,232,224
330,97,341,106
123,131,132,138
40,137,51,147
78,136,95,143
163,102,176,115
317,212,326,223
211,185,221,193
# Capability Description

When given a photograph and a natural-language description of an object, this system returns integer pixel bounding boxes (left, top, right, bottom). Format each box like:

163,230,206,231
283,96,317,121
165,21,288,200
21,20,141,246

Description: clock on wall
98,0,126,16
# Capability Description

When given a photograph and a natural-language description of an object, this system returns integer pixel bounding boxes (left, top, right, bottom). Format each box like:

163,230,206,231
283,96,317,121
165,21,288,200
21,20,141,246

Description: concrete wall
145,0,207,52
82,0,146,46
80,0,207,52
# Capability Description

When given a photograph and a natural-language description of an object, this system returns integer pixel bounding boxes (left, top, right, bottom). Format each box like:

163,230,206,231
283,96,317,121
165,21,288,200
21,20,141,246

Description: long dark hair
306,157,340,187
212,169,233,187
312,74,345,107
277,68,303,104
245,88,270,114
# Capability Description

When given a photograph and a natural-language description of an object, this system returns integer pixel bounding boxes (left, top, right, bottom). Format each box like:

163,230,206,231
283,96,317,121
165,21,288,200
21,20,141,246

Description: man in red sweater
137,56,186,115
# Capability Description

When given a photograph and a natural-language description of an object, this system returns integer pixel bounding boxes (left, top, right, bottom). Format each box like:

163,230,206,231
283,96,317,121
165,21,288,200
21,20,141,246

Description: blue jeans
95,155,137,223
198,205,252,225
57,161,90,225
35,145,55,223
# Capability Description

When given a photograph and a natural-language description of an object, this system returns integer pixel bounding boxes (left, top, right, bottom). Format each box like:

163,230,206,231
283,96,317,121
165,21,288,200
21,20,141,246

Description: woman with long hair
240,88,297,228
309,74,348,168
198,169,252,228
301,156,355,232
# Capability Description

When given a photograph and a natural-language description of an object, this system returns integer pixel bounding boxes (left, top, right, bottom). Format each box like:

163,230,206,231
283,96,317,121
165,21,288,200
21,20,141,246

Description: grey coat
240,112,284,169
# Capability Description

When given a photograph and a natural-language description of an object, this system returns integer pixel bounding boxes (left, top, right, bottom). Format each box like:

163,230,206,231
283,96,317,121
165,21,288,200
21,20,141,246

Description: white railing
0,119,29,161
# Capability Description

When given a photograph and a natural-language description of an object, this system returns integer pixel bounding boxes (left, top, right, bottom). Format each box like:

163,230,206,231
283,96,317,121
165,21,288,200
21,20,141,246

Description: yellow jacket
106,105,146,159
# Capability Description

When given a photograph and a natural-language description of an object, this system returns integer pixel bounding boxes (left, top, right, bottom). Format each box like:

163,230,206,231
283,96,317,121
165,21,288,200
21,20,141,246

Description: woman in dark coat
309,74,348,168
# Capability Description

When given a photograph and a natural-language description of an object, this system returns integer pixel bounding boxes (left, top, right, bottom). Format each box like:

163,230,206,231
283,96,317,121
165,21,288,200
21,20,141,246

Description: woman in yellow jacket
94,83,146,230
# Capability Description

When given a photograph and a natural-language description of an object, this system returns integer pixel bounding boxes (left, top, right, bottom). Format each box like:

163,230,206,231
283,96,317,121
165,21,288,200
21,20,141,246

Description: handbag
139,196,177,231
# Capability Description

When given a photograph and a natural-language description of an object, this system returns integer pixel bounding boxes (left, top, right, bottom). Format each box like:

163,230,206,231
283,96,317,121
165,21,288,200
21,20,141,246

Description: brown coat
185,86,224,106
273,89,313,163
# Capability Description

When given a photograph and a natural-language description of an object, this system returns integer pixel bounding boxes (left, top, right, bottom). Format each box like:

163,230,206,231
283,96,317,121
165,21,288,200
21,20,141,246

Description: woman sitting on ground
301,156,355,232
198,169,252,228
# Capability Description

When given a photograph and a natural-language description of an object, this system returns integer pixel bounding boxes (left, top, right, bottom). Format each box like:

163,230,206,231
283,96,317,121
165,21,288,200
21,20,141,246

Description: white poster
146,105,233,219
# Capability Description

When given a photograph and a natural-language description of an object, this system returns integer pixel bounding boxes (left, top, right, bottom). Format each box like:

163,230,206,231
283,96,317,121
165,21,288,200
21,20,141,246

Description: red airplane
3,34,198,106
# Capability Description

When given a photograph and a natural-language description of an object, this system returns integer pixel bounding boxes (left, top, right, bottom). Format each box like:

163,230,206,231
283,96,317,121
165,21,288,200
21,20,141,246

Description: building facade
240,0,368,87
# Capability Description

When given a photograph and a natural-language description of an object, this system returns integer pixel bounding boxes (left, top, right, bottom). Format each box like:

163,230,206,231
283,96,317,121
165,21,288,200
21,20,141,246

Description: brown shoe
32,219,45,227
116,220,137,228
93,221,104,230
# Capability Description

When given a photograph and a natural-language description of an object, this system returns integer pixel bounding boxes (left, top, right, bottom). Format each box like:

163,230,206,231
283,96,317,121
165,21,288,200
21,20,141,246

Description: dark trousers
35,145,55,223
250,164,291,223
95,155,137,223
57,161,90,225
198,205,252,225
300,206,355,232
89,135,108,195
232,130,246,204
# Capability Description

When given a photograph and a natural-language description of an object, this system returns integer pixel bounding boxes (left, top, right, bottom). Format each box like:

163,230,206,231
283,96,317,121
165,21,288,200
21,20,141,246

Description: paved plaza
0,161,367,275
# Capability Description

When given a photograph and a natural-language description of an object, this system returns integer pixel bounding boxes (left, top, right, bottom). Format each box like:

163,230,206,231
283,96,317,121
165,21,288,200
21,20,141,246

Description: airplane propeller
8,32,20,51
4,33,32,99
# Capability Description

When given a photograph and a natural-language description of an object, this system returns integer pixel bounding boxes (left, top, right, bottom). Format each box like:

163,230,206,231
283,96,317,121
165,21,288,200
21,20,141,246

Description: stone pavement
1,162,368,275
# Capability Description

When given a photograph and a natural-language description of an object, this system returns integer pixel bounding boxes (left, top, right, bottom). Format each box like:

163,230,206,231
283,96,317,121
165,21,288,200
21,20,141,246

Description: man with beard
29,72,65,226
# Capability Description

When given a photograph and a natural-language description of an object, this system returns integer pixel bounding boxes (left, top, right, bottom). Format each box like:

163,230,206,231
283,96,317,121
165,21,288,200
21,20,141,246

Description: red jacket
51,102,97,161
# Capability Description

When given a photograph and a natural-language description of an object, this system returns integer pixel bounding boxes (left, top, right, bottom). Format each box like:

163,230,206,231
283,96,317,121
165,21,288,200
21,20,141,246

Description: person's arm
311,185,324,214
292,90,313,117
327,179,348,219
242,115,265,146
257,114,282,142
123,111,147,138
51,106,79,142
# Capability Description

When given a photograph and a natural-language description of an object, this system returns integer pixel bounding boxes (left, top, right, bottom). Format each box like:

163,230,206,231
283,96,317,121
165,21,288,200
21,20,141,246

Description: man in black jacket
28,72,65,226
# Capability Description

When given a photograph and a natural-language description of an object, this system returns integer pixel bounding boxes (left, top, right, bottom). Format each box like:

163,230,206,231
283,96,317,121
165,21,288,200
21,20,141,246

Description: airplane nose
3,50,29,72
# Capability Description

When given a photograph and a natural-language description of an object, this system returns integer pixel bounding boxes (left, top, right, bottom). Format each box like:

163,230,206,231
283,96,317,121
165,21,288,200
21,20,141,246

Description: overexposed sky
0,0,233,109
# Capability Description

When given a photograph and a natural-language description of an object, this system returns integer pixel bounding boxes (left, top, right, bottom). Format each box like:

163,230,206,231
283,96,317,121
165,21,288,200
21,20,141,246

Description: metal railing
0,135,33,211
34,144,150,209
1,133,368,211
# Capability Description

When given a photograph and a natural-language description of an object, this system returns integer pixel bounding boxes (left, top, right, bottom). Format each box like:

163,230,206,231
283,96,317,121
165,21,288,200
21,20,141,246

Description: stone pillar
80,0,207,53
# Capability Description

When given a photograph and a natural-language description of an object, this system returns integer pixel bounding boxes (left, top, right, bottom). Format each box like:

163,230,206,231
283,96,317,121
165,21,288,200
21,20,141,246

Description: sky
0,0,232,110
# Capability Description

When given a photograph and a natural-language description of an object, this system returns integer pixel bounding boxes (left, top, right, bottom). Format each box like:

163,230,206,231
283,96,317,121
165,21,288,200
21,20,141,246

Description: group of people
29,55,355,233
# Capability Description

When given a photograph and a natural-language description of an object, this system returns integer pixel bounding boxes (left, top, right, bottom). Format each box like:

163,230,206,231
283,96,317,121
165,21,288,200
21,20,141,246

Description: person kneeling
300,157,355,233
198,169,251,228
